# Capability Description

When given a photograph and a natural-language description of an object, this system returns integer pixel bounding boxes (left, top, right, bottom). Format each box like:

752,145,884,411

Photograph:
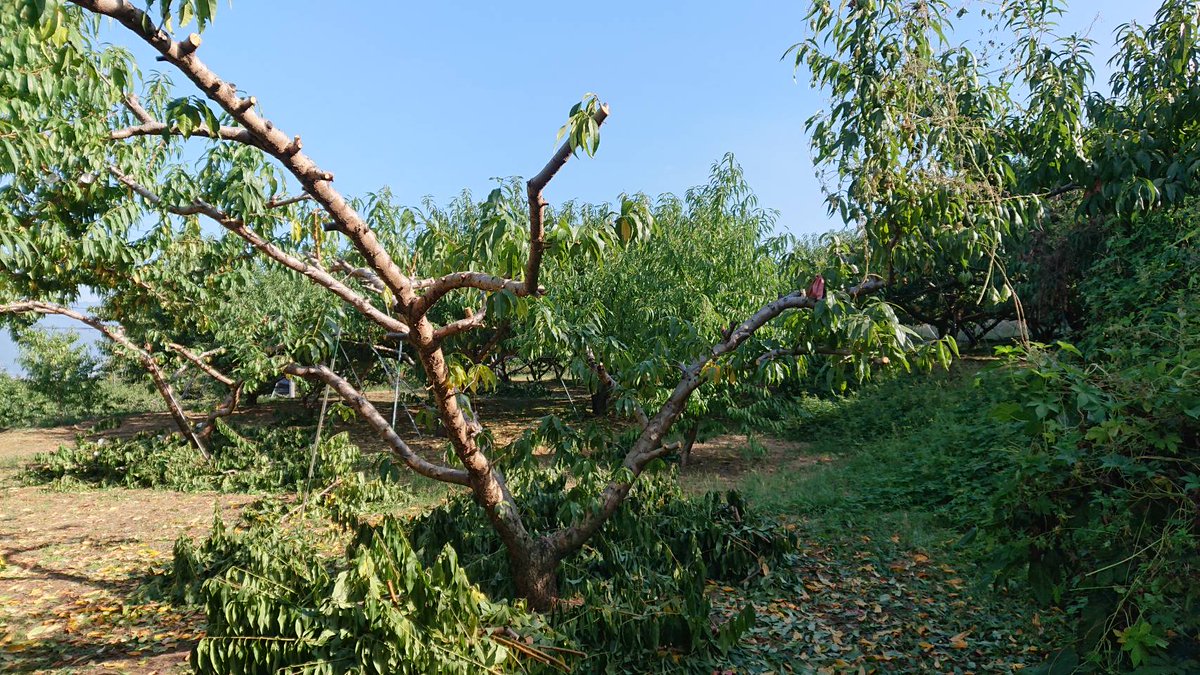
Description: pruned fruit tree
0,0,944,610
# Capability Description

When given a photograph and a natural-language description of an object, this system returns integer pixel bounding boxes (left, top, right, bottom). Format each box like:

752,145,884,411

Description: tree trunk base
511,547,559,612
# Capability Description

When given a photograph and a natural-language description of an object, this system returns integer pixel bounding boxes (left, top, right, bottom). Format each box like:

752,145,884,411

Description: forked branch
411,104,610,316
0,301,209,457
284,363,470,486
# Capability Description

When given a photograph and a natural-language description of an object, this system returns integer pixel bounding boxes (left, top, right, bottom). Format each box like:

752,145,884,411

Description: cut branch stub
524,103,610,297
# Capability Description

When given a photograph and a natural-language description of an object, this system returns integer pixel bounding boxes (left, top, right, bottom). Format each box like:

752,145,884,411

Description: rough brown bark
590,384,610,417
408,318,538,567
195,382,242,442
510,541,560,612
679,422,699,470
72,0,895,610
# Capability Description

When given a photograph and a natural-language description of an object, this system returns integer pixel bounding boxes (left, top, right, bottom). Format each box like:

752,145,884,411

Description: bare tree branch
284,363,470,486
109,167,411,336
120,92,155,124
413,272,530,315
409,104,610,316
168,342,235,387
195,382,242,442
548,277,887,558
524,104,610,297
0,301,209,458
432,308,487,343
266,193,311,209
110,119,258,144
329,259,385,293
171,347,224,380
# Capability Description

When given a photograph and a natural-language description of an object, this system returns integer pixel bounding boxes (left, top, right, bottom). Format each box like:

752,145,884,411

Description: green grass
745,365,1021,537
705,365,1073,672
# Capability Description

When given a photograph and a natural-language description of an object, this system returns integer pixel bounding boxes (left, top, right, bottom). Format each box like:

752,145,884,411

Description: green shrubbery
168,467,788,673
0,327,164,430
405,470,780,670
990,343,1199,671
770,202,1200,672
24,420,360,494
0,371,56,429
173,518,550,674
984,203,1200,671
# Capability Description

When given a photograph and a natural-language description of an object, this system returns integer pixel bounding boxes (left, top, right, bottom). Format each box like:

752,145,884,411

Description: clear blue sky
1,0,1160,374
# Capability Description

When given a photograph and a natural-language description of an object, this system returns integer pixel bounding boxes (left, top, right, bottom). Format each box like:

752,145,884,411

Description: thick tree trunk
409,316,544,601
591,380,610,417
509,542,559,612
679,422,699,469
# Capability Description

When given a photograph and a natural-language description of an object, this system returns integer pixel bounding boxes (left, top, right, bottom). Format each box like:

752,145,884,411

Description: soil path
0,422,250,674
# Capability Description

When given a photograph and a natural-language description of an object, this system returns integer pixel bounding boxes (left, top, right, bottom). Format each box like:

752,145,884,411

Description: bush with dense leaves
404,469,784,671
0,327,164,429
985,202,1200,671
173,517,553,674
0,371,55,430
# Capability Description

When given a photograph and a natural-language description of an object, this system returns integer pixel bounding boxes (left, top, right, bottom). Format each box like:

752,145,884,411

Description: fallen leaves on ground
711,524,1066,673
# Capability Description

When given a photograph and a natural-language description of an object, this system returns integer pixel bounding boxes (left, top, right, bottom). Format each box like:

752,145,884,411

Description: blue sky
1,0,1160,374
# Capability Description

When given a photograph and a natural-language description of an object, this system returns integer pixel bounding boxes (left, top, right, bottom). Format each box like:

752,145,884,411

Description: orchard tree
1,0,936,609
789,0,1200,338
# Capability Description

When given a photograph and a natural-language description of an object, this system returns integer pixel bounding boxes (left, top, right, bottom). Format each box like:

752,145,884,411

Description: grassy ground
1,374,1060,673
711,365,1069,672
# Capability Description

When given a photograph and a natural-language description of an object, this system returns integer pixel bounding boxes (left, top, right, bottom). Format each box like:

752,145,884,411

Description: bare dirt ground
0,422,250,674
0,396,816,673
680,432,827,495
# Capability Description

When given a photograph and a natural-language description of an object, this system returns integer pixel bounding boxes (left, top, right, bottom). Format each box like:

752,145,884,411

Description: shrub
169,467,786,673
986,201,1200,670
404,469,784,671
989,342,1199,671
0,371,54,430
15,326,105,417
